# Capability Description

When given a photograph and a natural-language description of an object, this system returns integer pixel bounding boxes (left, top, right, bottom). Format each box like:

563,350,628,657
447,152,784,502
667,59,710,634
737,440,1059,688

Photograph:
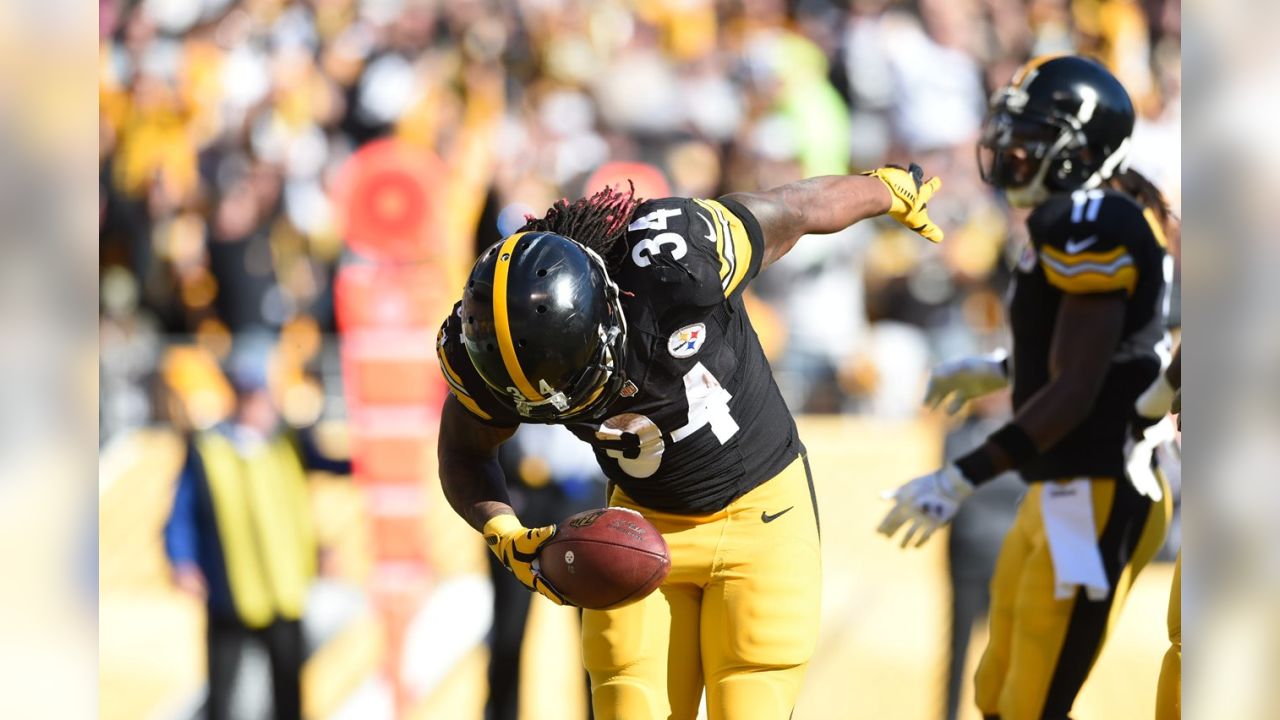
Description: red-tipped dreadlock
519,182,642,276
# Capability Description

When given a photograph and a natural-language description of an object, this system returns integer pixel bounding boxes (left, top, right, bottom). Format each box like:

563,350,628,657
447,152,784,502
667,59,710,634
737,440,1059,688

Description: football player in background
879,55,1175,719
435,163,942,719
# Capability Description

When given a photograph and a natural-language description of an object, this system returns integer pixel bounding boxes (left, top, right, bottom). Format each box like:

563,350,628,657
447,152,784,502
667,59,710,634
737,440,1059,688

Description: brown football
538,507,671,610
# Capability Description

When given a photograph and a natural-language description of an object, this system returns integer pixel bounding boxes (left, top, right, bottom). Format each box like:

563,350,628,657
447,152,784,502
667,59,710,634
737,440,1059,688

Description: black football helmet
978,55,1135,206
460,231,627,422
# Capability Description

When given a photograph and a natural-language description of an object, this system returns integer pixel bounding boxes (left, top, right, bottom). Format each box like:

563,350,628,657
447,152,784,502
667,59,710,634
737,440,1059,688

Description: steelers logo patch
668,323,706,358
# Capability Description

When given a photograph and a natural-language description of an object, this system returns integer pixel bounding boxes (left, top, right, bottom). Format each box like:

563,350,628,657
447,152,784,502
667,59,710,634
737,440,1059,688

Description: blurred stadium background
98,0,1180,717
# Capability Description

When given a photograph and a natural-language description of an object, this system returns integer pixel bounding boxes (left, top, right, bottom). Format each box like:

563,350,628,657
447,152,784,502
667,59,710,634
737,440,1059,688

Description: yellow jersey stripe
492,232,543,402
435,342,494,420
1040,244,1128,266
692,199,731,283
713,200,754,295
451,389,495,420
710,202,737,285
695,199,753,297
437,343,465,387
1042,263,1137,295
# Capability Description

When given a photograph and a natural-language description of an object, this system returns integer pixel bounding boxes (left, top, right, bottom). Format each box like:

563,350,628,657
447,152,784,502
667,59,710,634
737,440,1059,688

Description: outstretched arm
723,164,943,269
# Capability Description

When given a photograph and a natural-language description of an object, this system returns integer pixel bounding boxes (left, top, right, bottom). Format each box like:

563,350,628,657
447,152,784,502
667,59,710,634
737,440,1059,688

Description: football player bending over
436,163,942,719
879,55,1176,720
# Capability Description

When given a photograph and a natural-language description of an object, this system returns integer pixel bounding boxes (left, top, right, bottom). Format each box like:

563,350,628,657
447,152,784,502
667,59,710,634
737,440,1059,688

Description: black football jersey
1009,189,1172,481
437,197,803,513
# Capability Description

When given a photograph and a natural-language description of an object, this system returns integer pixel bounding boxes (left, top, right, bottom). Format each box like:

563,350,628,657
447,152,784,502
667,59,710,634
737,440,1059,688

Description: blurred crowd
98,0,1182,436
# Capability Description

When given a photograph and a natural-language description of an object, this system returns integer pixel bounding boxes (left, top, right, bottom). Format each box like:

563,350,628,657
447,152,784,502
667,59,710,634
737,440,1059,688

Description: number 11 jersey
436,196,803,514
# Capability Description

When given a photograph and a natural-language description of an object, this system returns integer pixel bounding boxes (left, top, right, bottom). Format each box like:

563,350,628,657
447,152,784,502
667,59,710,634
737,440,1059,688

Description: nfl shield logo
668,323,706,358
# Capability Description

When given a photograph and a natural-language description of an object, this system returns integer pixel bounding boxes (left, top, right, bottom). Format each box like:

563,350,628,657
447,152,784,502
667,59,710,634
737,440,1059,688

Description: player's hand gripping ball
538,508,671,610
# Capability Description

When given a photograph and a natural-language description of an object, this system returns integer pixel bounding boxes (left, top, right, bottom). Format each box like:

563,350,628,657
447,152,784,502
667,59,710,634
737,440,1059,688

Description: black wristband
954,423,1037,486
954,448,999,485
989,422,1038,466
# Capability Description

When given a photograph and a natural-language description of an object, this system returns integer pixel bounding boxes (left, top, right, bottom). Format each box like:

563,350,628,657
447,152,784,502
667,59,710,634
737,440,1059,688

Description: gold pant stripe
1041,476,1165,716
1155,551,1181,720
975,476,1171,719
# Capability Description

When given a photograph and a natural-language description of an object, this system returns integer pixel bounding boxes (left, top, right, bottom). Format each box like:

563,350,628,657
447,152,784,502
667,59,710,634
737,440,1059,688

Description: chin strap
1081,136,1132,190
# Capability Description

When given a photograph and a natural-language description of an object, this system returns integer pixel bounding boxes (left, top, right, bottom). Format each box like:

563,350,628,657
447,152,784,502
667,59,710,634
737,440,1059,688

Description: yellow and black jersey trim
436,328,494,421
692,198,754,298
1039,245,1137,295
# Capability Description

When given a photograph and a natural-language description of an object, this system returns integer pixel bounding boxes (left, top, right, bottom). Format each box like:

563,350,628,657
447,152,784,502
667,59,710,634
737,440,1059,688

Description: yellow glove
862,163,944,243
483,514,568,605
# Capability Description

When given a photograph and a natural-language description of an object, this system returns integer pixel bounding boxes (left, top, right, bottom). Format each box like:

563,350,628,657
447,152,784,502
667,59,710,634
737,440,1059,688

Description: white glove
1135,373,1177,420
924,352,1009,415
1127,417,1176,502
878,465,975,548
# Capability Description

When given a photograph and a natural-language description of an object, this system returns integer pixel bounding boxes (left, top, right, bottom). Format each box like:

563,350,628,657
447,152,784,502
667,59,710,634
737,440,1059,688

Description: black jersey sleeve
1029,190,1158,296
621,197,765,307
436,303,523,427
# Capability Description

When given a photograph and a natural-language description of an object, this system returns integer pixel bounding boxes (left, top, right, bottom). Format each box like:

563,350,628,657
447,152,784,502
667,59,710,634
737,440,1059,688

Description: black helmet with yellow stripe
460,231,628,422
978,54,1135,207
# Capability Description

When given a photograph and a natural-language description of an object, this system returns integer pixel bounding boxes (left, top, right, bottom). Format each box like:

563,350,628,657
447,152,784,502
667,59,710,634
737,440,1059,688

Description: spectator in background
163,336,348,720
100,0,1183,435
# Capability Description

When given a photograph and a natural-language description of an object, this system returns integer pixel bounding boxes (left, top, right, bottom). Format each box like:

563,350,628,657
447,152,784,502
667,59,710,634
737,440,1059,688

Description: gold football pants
582,454,821,720
1155,551,1181,719
974,476,1171,719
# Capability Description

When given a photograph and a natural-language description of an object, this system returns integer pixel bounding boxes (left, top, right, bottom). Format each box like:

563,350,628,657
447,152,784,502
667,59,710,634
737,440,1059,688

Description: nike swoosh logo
1065,235,1099,254
697,211,716,245
761,506,794,523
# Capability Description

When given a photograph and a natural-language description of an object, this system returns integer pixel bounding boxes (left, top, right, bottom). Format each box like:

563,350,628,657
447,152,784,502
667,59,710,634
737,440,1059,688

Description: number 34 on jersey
595,363,739,478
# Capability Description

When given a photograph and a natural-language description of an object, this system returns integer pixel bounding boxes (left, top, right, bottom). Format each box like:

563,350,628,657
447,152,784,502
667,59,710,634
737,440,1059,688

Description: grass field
100,417,1175,719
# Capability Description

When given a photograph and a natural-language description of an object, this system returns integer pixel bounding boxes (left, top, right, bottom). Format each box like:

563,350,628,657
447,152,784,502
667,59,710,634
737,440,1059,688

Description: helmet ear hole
536,305,547,314
536,268,547,277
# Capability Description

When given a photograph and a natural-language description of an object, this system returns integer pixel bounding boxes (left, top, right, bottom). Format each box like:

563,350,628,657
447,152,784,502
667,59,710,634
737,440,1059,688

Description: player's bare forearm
724,175,891,268
972,293,1126,475
437,396,518,532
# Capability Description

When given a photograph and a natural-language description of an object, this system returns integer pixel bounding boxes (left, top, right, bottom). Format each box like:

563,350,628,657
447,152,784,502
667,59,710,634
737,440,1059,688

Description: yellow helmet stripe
1012,53,1068,89
491,232,544,401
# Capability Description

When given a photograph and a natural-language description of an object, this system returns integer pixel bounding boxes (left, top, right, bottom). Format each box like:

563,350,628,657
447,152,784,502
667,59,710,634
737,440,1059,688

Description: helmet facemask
501,243,629,423
978,98,1079,207
978,84,1132,207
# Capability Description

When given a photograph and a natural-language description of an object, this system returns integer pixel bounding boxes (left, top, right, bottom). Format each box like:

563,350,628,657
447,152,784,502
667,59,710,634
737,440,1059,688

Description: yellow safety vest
198,431,316,627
